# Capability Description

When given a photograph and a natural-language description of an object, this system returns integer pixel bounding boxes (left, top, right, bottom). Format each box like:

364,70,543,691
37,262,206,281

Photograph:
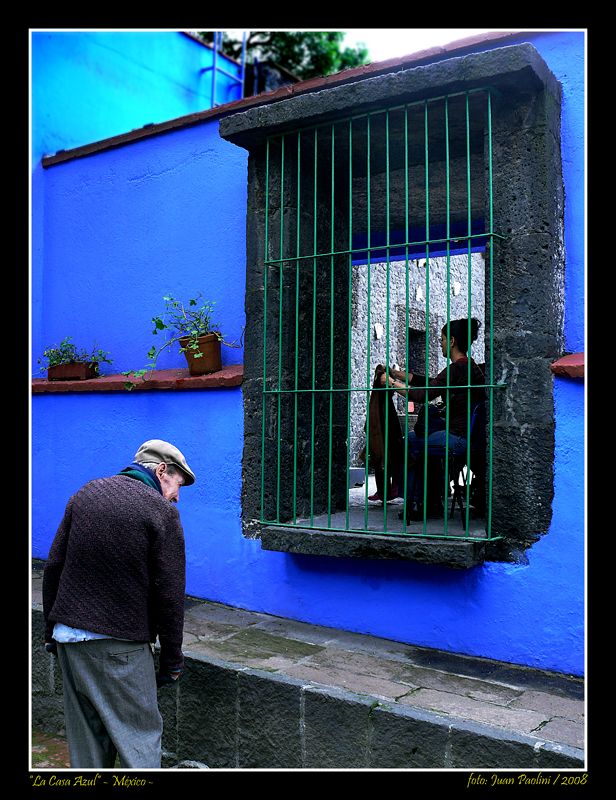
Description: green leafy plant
38,337,112,376
123,294,241,390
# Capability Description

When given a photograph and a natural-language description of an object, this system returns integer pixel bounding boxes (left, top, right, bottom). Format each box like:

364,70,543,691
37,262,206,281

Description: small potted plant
123,294,240,389
38,337,113,381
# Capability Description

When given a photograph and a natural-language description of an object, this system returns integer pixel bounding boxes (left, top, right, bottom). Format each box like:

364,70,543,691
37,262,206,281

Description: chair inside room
447,400,487,529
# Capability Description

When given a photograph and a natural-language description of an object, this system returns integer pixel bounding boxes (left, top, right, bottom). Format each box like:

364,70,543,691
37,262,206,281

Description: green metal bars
259,88,504,542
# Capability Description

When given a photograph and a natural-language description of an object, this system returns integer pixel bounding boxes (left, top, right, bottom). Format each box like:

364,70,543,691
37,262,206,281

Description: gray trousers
57,639,163,769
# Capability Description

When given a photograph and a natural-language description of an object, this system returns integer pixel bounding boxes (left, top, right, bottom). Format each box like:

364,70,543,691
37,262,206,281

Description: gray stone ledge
260,525,487,568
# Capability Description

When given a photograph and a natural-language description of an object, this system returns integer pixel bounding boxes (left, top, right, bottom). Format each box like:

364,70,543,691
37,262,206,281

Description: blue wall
33,121,246,374
466,31,585,354
31,389,249,603
32,31,584,676
31,31,242,163
31,31,243,378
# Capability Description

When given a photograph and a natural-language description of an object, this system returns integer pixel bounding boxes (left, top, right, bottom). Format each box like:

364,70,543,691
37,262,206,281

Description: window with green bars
258,88,505,542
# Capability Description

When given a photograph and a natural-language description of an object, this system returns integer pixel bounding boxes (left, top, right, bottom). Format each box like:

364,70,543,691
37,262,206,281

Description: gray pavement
179,597,584,752
32,562,585,768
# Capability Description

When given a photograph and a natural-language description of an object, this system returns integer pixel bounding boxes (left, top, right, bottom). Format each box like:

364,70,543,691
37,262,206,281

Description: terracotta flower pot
47,362,98,381
179,334,222,375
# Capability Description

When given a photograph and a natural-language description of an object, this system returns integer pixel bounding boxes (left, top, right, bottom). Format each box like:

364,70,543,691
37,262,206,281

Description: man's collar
117,463,162,494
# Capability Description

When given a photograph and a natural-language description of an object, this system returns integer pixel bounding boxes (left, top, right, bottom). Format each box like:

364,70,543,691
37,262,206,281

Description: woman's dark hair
441,318,480,353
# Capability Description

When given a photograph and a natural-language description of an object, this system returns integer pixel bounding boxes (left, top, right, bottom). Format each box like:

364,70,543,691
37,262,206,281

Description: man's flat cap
134,439,196,485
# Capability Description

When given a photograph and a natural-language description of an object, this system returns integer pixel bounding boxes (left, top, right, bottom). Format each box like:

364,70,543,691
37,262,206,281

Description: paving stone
284,662,415,700
180,639,297,672
390,663,525,702
312,627,416,659
399,688,547,734
509,689,585,721
226,628,325,659
251,616,342,646
185,628,324,671
304,647,417,684
183,600,266,629
535,718,584,749
401,647,583,699
185,619,251,642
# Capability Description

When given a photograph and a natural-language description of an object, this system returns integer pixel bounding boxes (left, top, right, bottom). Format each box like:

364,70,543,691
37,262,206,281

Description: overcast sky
224,29,506,63
340,28,496,62
225,28,587,65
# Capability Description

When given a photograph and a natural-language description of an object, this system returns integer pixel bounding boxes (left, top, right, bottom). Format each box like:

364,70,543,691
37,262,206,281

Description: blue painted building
31,30,243,375
31,30,242,161
31,31,585,677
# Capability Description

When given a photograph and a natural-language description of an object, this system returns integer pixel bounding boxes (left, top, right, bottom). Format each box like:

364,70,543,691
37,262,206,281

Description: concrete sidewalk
32,563,584,769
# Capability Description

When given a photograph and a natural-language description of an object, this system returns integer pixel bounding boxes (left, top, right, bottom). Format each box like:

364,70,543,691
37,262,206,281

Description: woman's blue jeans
407,430,467,505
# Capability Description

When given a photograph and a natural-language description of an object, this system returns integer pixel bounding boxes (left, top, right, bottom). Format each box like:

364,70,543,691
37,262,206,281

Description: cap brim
179,467,195,486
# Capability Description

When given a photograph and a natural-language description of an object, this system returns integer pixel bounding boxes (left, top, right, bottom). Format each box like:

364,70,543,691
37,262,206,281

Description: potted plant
38,337,113,381
123,294,240,389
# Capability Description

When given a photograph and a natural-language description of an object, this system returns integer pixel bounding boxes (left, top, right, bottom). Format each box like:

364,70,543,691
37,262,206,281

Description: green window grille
259,88,505,542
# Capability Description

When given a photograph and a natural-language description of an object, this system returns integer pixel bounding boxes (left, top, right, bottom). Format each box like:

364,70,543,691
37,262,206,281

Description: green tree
198,30,370,80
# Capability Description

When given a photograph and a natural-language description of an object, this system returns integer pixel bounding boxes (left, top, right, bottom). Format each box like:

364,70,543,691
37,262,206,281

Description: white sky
340,29,495,62
226,29,498,64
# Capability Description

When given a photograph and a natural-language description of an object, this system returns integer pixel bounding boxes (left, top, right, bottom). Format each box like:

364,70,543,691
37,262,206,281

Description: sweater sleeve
406,368,448,403
150,506,186,674
42,498,73,642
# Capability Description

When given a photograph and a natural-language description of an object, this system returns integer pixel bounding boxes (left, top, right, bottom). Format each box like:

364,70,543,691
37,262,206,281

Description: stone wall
221,43,565,558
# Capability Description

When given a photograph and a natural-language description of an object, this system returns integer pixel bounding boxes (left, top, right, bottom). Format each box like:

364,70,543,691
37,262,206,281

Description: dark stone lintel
220,43,561,150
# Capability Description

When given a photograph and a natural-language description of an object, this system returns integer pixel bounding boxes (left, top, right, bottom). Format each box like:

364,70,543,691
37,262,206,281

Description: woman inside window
380,317,485,522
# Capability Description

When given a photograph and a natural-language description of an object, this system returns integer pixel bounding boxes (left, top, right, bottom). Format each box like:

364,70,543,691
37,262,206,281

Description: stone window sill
32,365,243,394
259,526,488,569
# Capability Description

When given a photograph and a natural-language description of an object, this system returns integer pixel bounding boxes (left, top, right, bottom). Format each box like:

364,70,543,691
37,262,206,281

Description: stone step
31,565,584,769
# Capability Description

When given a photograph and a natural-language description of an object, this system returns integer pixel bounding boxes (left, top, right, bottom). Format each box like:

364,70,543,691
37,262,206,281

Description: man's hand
156,670,182,688
45,641,57,656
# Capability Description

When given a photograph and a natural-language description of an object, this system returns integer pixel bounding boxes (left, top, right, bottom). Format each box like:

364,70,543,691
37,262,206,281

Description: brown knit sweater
43,475,186,674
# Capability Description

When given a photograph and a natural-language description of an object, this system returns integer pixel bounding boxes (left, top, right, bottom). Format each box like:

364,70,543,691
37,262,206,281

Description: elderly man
42,439,195,769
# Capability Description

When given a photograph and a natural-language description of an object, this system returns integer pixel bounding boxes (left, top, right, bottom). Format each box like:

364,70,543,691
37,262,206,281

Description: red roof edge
42,30,524,168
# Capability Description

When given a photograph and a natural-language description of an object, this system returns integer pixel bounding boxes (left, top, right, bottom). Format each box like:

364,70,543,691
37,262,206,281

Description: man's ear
155,462,167,479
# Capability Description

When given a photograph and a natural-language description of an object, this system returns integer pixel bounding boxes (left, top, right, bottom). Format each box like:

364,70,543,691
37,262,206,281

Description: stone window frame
220,43,564,567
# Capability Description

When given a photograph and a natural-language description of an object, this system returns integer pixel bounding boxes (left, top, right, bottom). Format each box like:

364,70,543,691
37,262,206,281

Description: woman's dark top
408,357,485,437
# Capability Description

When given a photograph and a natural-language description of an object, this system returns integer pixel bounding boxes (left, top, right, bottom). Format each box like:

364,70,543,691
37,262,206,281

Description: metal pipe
211,31,218,108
